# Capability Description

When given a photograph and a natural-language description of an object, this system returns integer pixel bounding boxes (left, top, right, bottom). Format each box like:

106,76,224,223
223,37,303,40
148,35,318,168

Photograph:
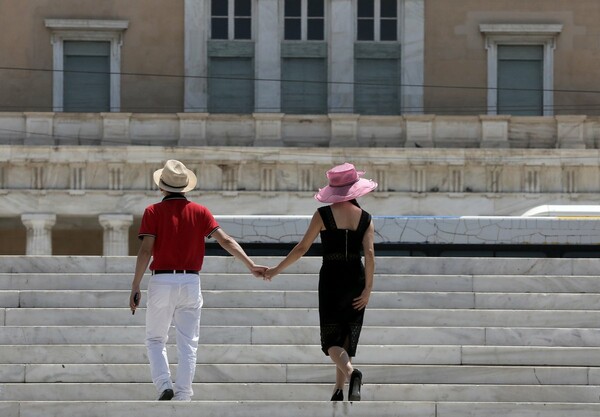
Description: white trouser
145,273,203,400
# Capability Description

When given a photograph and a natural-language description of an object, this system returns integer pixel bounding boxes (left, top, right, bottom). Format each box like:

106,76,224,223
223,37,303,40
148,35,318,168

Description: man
129,159,266,401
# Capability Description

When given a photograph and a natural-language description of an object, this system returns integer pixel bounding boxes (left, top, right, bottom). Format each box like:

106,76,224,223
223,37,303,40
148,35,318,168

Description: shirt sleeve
138,206,157,239
203,207,220,237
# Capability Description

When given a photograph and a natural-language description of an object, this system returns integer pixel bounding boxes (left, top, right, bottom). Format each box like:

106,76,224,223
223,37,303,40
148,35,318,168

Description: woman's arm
353,220,375,310
264,211,323,279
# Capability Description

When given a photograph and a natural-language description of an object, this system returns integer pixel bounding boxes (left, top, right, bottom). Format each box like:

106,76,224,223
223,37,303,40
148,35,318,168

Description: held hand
250,265,268,279
352,288,371,311
263,267,280,281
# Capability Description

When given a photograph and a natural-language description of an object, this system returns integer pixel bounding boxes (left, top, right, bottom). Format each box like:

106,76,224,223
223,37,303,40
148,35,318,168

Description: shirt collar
162,193,188,202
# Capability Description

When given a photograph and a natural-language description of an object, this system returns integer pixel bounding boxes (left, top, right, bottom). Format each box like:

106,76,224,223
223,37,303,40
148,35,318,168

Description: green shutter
208,57,254,113
63,41,110,112
281,58,327,114
497,45,544,116
355,58,399,115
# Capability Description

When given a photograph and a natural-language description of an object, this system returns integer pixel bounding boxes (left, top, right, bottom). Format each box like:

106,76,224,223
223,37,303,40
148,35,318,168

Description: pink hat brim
314,178,378,203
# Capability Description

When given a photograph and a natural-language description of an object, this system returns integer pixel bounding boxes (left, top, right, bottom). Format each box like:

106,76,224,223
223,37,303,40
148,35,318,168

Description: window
45,19,128,112
480,24,563,116
284,0,324,41
357,0,397,41
63,41,110,112
211,0,252,40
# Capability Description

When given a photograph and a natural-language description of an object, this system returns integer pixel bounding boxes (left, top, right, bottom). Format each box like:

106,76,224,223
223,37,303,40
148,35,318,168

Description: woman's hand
263,266,280,281
352,288,371,310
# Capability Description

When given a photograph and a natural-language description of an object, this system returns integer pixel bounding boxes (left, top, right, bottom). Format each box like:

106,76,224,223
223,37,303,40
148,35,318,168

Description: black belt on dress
152,270,199,275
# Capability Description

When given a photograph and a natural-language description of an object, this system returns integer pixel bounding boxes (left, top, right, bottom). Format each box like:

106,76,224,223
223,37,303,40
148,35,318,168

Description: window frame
45,19,128,113
480,24,563,117
210,0,254,41
283,0,326,41
355,0,399,42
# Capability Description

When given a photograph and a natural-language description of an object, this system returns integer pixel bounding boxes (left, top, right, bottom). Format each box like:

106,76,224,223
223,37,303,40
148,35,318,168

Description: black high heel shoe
348,369,362,401
330,388,343,401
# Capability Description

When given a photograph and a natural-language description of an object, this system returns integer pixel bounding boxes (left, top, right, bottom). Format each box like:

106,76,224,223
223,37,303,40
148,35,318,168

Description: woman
264,162,377,402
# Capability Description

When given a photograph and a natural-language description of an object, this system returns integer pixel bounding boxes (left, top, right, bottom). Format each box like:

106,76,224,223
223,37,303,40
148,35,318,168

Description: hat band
329,178,360,188
160,177,188,190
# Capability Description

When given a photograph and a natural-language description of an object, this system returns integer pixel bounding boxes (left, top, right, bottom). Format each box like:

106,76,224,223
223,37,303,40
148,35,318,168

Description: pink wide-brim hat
314,163,378,203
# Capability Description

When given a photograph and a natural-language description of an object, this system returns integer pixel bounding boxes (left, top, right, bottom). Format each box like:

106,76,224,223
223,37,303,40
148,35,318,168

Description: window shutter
497,45,544,116
208,57,254,113
63,41,110,112
282,58,327,114
355,58,399,115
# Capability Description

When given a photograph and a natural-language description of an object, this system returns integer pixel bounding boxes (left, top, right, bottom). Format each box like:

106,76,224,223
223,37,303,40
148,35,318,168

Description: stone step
1,255,599,276
3,326,600,347
2,383,600,403
1,290,475,309
6,307,600,327
3,344,600,366
5,289,600,310
1,363,594,385
4,272,600,293
5,400,600,417
1,400,435,417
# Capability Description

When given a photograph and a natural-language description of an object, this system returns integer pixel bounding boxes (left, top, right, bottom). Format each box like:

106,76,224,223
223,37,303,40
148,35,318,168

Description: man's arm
130,235,154,313
211,228,267,277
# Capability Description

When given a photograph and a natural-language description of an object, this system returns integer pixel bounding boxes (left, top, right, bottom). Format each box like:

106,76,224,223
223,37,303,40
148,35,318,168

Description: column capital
21,213,57,228
99,213,134,229
21,213,57,255
99,213,133,256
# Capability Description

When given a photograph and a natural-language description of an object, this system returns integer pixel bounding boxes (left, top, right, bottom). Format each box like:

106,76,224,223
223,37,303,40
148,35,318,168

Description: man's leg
145,279,177,396
172,279,203,401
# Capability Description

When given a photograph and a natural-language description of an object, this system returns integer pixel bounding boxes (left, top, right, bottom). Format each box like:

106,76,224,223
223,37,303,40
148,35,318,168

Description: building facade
1,0,600,255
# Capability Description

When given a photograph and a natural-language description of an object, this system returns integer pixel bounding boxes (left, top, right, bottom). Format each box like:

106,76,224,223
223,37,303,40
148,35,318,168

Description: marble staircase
1,255,600,416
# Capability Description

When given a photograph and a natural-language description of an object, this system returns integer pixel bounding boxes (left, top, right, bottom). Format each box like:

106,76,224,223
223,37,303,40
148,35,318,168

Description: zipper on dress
345,229,348,261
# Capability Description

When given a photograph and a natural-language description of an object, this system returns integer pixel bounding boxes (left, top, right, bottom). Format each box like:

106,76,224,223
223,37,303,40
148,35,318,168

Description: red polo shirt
138,195,220,271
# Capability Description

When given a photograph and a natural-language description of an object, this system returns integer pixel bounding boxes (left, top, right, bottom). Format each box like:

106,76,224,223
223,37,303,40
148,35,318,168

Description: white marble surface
211,215,600,245
9,401,437,417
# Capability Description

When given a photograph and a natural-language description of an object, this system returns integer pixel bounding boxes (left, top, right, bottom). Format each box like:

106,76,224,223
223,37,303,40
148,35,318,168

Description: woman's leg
328,346,354,387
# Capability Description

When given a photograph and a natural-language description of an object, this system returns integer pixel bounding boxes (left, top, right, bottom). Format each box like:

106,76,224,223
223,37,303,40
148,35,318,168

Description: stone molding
3,112,600,148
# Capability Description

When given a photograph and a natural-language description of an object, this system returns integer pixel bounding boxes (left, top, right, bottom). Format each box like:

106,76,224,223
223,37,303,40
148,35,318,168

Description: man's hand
251,265,268,279
130,287,141,314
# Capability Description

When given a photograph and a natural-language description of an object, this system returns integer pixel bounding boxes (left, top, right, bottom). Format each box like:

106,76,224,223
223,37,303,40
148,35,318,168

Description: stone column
99,214,134,256
401,0,425,114
255,0,281,112
21,213,57,255
184,0,209,112
329,0,354,113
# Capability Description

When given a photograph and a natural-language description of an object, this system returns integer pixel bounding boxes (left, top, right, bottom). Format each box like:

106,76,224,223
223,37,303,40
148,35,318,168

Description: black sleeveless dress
317,205,372,357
